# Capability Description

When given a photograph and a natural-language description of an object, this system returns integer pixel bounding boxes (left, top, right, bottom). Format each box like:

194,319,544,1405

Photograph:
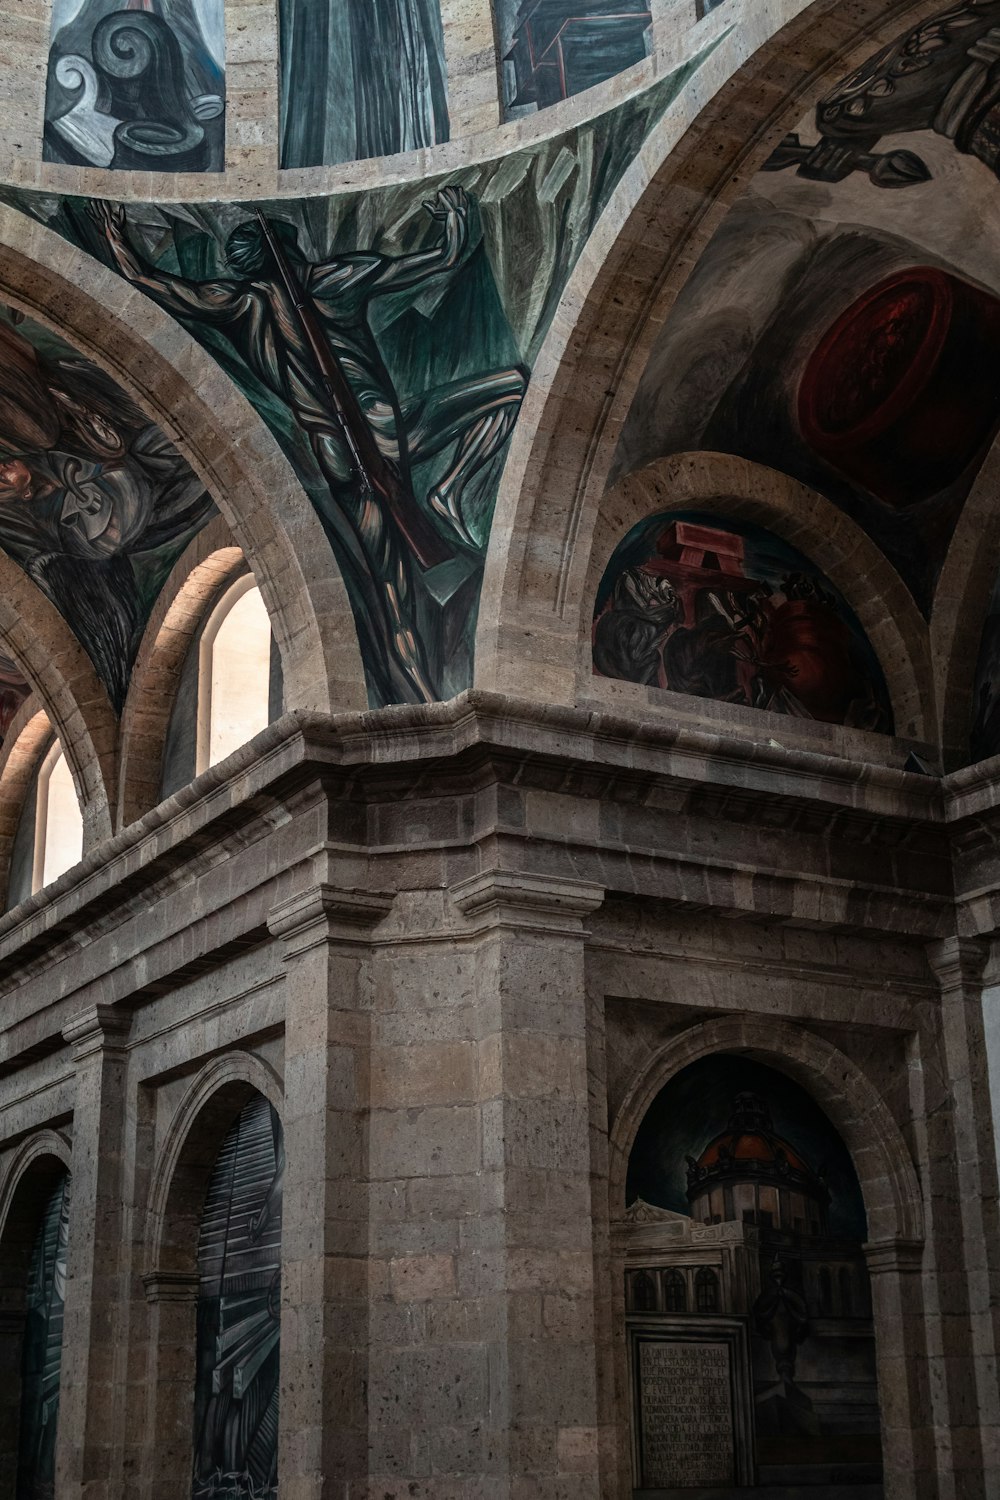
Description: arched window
32,744,83,892
15,1172,70,1499
631,1270,657,1312
664,1270,687,1313
192,1094,283,1499
197,577,274,774
695,1267,719,1314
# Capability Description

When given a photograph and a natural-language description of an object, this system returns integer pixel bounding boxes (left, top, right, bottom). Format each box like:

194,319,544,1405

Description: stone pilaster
267,883,393,1500
55,1002,131,1499
864,1237,933,1500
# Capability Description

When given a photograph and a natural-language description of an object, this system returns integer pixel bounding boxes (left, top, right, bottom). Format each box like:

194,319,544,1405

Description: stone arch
0,208,368,738
931,431,1000,769
136,1052,283,1490
579,453,933,746
117,516,245,828
0,1130,72,1495
0,707,52,912
477,0,948,706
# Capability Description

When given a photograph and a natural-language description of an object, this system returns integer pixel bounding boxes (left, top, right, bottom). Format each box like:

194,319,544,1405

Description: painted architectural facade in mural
495,0,653,119
0,309,215,712
3,51,715,708
16,1175,69,1500
44,0,226,172
279,0,449,168
625,1057,880,1489
614,0,1000,618
594,511,892,731
193,1095,282,1500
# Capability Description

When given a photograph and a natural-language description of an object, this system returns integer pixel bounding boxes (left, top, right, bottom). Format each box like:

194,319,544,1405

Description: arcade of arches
6,1,1000,1497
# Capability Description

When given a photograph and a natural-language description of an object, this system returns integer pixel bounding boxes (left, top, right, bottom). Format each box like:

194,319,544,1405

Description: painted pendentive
44,0,226,173
16,1174,70,1500
279,0,449,168
4,53,714,709
495,0,653,120
614,0,1000,617
193,1095,283,1500
0,309,216,712
626,1056,880,1490
594,511,892,731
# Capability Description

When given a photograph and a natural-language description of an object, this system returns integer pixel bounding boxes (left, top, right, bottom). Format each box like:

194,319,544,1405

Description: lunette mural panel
3,42,719,710
193,1095,283,1500
279,0,449,169
626,1056,881,1489
614,0,1000,619
593,510,893,731
494,0,654,121
44,0,226,173
16,1174,70,1500
0,308,216,712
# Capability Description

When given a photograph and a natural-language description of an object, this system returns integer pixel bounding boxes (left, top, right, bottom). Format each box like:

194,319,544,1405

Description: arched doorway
191,1091,283,1500
0,1148,71,1500
622,1054,881,1495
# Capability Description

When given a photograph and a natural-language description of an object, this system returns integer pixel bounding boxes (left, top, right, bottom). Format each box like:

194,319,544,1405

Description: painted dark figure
45,0,225,172
92,190,526,703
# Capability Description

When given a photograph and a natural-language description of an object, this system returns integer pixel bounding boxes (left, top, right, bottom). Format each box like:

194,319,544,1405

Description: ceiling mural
614,0,1000,622
493,0,654,120
594,511,893,732
278,0,449,170
0,308,216,712
44,0,226,173
2,46,716,711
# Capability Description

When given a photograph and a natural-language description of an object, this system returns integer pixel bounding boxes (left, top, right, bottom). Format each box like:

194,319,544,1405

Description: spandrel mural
625,1057,880,1490
3,45,719,708
593,511,893,731
279,0,449,168
494,0,654,120
193,1095,283,1500
44,0,226,173
16,1174,70,1500
0,652,31,740
0,309,216,712
614,0,1000,618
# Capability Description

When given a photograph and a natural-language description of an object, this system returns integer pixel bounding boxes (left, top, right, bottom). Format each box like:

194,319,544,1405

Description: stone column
367,869,606,1498
925,937,1000,1500
267,883,392,1500
55,1002,132,1499
864,1237,933,1500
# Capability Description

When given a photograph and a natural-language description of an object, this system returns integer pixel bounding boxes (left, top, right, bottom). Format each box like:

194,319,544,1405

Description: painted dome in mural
686,1093,829,1207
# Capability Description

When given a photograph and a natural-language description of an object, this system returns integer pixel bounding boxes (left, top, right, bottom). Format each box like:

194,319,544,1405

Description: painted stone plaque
638,1336,734,1487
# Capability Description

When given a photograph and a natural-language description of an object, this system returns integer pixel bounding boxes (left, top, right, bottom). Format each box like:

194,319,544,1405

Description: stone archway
607,1016,926,1500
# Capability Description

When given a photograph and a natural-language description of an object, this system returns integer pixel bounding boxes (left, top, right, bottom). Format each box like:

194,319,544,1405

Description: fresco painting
0,652,31,740
614,0,1000,617
280,0,449,168
193,1095,283,1500
16,1174,70,1500
0,308,216,713
494,0,653,120
44,0,225,173
626,1056,880,1488
594,510,893,731
3,46,716,708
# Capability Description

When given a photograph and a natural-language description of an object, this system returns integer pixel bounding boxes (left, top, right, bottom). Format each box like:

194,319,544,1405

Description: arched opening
140,1071,283,1500
622,1055,882,1494
0,1151,71,1500
32,745,83,892
196,577,276,775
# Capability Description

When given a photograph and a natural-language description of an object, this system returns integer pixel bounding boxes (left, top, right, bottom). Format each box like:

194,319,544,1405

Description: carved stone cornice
926,936,990,994
62,1002,131,1062
267,884,394,956
450,869,605,936
864,1237,925,1276
142,1269,199,1305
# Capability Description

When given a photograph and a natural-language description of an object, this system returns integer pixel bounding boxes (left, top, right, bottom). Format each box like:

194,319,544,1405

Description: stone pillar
926,937,1000,1500
267,883,392,1500
864,1237,933,1500
55,1003,132,1499
367,869,606,1498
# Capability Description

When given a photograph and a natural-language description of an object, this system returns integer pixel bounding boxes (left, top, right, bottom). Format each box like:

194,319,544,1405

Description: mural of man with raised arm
91,187,526,704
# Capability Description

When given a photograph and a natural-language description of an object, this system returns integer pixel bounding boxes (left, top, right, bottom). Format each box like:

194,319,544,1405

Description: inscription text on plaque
638,1338,734,1488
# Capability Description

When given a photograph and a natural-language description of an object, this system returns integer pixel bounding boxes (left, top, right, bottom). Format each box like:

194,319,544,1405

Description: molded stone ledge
267,884,395,952
450,868,605,935
141,1270,199,1305
61,1002,131,1059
